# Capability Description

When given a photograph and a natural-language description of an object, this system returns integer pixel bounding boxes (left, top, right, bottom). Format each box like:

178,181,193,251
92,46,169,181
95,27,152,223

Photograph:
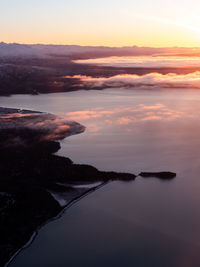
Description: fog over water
2,87,200,266
74,56,200,68
70,56,200,89
68,72,200,89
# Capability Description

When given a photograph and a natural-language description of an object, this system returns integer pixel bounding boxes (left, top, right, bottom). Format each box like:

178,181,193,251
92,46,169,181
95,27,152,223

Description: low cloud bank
67,72,200,89
0,108,85,147
2,43,200,59
74,56,200,68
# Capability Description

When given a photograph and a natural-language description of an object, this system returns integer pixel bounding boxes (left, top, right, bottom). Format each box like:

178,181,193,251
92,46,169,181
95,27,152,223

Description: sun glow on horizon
1,0,200,47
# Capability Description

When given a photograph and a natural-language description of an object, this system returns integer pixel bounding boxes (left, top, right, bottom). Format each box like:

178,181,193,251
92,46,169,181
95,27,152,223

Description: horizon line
1,41,200,49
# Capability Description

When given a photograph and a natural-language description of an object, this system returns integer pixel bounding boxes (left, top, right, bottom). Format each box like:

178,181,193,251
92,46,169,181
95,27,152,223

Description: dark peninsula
0,107,136,266
0,107,176,266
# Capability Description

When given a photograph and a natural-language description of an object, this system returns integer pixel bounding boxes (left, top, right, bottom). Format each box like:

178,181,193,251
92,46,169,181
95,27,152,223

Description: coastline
0,107,136,266
5,181,108,267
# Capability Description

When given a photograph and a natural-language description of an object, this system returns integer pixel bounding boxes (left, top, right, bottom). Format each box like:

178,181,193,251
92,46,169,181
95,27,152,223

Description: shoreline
0,107,175,266
5,181,108,267
0,107,136,266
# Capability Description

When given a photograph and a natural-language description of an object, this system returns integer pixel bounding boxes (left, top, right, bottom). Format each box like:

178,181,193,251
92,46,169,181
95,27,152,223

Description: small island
139,172,176,179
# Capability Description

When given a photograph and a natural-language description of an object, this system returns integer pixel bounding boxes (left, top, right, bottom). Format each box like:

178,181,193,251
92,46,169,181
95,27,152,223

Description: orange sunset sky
1,0,200,47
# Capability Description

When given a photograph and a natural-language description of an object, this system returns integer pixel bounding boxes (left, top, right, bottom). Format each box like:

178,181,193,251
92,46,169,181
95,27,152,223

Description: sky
1,0,200,47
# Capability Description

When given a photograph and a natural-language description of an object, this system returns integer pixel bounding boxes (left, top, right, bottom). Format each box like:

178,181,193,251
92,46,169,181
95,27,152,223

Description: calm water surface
2,88,200,266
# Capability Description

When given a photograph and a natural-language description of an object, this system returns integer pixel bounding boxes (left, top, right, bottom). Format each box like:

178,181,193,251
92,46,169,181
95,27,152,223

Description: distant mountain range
0,42,200,59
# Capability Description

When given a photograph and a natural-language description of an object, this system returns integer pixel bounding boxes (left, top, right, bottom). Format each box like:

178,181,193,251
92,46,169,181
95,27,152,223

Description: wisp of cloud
67,72,200,89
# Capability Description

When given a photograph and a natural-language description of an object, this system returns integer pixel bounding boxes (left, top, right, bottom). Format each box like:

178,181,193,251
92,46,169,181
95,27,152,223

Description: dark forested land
0,108,136,266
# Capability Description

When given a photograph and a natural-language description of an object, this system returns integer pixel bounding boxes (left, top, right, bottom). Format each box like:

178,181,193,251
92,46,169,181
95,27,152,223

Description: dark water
2,88,200,266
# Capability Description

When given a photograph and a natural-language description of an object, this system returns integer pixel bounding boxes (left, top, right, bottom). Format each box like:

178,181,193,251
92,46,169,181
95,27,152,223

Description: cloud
74,56,200,68
65,109,116,121
0,108,85,147
62,104,183,136
67,72,200,89
117,117,133,125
